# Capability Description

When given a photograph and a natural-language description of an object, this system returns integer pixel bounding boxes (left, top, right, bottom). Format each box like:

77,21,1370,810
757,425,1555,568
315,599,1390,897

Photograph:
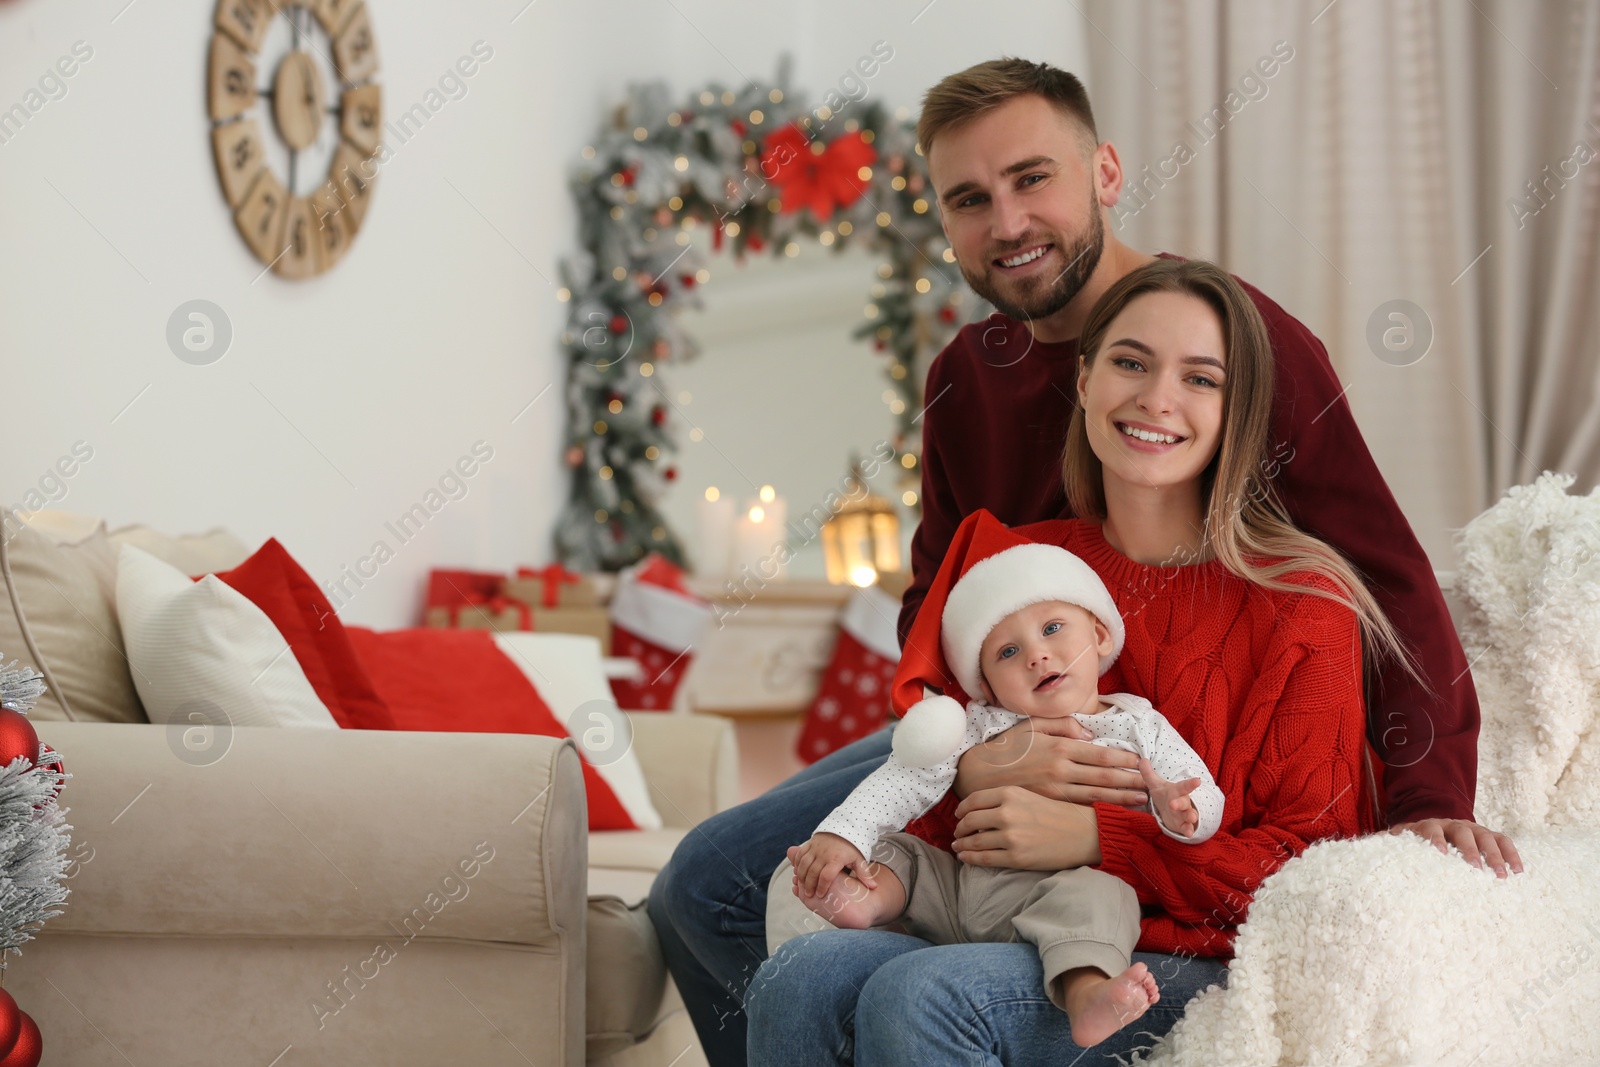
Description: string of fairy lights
553,71,976,572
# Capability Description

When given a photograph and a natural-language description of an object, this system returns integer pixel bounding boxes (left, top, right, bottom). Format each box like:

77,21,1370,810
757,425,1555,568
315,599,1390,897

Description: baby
782,512,1224,1048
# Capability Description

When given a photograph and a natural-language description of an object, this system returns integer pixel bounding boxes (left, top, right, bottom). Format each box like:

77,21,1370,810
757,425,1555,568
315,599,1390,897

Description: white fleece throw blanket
1136,473,1600,1066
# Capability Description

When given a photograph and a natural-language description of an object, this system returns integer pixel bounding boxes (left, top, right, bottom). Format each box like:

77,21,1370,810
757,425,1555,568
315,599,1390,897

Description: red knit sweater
897,254,1478,826
905,519,1380,959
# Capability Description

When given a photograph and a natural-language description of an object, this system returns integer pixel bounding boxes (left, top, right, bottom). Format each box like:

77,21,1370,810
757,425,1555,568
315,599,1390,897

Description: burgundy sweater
898,258,1479,826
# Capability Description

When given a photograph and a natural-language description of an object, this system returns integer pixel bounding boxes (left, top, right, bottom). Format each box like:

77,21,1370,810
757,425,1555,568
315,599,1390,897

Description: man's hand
952,715,1147,806
1390,819,1523,878
787,832,876,897
1138,757,1201,838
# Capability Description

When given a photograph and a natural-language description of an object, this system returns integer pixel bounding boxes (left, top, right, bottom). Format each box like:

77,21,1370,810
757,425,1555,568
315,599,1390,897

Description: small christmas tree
0,663,70,959
0,658,74,1066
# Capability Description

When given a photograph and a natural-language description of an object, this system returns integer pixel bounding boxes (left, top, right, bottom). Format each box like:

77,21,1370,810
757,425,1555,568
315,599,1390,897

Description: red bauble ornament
0,1010,40,1067
608,314,628,334
758,125,877,221
651,406,667,427
564,446,584,468
0,989,21,1058
0,711,38,772
938,306,956,324
663,467,678,482
873,338,887,352
679,273,696,289
618,166,637,187
730,118,747,137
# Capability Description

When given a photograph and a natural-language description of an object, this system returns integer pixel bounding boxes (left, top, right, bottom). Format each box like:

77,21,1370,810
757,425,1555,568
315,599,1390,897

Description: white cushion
494,632,663,830
114,544,337,730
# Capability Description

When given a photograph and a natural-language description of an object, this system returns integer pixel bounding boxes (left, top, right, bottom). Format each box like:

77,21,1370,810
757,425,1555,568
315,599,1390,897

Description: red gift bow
758,125,877,221
516,563,583,608
425,569,534,629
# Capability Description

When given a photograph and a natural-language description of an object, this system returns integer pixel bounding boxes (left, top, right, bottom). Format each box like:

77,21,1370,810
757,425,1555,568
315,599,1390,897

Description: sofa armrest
625,712,737,829
36,723,586,947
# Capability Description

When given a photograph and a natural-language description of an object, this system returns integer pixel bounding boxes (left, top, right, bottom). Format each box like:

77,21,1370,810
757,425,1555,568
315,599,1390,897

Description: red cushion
212,540,395,730
346,626,636,831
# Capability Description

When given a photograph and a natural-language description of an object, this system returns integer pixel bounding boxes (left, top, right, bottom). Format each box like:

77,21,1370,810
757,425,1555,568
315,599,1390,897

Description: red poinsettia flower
759,125,876,221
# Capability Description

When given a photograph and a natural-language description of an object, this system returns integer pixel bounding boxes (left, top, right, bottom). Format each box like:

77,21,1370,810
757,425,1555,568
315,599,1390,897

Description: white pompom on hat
888,509,1125,767
890,694,968,767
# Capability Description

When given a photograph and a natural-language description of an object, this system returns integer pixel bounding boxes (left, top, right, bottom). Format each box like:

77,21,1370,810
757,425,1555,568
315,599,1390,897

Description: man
648,58,1516,1067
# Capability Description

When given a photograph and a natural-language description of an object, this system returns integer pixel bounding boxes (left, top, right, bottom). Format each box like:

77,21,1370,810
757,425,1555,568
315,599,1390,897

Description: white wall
0,0,1087,627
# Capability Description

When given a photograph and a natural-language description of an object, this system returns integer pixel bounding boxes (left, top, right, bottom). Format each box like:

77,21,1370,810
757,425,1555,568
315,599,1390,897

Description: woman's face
1076,290,1228,494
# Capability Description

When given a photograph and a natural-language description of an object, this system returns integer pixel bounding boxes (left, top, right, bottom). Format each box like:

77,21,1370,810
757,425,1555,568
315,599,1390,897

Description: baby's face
977,601,1112,718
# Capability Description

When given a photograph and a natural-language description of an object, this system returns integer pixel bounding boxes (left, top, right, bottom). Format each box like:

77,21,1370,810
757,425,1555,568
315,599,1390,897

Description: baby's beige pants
872,832,1141,1010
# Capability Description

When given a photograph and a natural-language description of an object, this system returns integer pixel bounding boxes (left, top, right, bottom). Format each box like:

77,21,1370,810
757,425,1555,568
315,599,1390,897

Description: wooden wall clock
206,0,381,278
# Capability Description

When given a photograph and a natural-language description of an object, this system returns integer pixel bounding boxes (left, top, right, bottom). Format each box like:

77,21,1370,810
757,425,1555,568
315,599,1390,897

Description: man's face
928,94,1106,324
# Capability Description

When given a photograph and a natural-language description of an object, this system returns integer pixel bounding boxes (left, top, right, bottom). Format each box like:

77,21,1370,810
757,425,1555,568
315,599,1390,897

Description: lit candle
733,485,788,581
695,486,736,581
758,484,786,574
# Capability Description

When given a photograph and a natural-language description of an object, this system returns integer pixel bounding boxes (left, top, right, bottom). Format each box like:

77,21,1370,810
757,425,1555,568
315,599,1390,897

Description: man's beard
958,194,1105,325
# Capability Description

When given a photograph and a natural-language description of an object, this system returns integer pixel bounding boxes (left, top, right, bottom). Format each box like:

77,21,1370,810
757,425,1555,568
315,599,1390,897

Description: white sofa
0,512,733,1066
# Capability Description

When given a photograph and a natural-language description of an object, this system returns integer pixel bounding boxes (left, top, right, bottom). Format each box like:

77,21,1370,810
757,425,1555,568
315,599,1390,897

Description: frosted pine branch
0,662,44,713
0,757,71,959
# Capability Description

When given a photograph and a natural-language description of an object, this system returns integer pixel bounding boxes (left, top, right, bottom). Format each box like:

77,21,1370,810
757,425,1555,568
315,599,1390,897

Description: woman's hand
1390,819,1524,877
952,715,1148,807
949,786,1101,871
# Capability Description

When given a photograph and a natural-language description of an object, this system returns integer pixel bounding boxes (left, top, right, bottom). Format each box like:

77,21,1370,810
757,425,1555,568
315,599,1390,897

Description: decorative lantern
821,459,902,587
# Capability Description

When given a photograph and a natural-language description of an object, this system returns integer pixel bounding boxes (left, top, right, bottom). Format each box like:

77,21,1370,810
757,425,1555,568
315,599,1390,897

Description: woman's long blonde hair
1062,258,1418,682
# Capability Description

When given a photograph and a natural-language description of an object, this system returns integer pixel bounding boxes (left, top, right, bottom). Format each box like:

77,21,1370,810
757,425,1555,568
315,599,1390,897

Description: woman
745,258,1419,1064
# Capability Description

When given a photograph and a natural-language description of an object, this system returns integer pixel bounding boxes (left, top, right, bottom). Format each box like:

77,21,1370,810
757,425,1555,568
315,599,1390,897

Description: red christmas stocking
797,585,902,763
608,554,713,710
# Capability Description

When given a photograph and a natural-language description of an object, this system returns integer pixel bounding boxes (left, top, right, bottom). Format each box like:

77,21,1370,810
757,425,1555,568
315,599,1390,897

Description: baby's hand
1138,757,1201,838
787,832,875,897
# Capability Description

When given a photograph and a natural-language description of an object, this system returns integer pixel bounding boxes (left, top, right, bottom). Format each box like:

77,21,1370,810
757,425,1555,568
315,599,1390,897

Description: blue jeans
648,725,899,1065
646,726,1227,1066
746,931,1229,1067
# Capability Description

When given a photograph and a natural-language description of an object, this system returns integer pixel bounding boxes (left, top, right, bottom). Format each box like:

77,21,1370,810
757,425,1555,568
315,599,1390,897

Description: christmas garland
555,64,972,571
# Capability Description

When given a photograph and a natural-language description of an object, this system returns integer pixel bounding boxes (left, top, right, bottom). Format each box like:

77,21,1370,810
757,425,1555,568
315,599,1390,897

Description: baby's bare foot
1063,962,1160,1047
794,870,902,929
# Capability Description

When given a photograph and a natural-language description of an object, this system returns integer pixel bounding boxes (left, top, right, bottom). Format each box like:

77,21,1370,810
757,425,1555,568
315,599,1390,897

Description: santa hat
890,509,1125,767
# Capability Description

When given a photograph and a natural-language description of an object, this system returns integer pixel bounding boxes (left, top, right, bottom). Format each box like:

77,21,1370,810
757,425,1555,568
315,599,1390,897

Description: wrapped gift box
422,603,612,651
503,563,602,610
423,568,611,653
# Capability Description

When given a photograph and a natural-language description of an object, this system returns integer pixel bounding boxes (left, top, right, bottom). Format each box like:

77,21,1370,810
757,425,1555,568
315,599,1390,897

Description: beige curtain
1080,0,1600,563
